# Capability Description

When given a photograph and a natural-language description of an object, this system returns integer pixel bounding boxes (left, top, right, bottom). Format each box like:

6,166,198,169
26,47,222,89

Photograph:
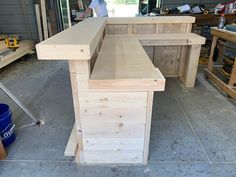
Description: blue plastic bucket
0,104,16,147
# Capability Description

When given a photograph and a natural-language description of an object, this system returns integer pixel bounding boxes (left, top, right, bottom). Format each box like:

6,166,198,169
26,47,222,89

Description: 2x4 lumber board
35,4,43,42
228,57,236,87
78,92,147,108
134,33,205,46
205,69,236,99
0,41,35,69
69,71,84,154
106,16,195,24
211,27,236,43
80,107,146,123
40,0,48,39
178,46,188,77
69,60,91,74
64,123,78,156
80,150,143,164
207,36,218,72
36,18,106,60
89,35,165,91
81,122,145,138
83,138,144,151
0,139,6,160
143,91,154,164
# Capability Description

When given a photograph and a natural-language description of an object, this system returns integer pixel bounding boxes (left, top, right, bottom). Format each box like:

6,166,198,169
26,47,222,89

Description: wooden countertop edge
211,27,236,43
106,16,196,24
88,78,166,91
36,17,198,60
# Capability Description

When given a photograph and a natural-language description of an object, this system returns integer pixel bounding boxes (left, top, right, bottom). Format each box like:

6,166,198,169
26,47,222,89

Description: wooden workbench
0,41,35,69
205,27,236,99
36,17,204,164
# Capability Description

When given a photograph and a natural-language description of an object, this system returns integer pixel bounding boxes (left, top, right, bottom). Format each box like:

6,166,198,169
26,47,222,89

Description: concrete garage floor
0,55,236,177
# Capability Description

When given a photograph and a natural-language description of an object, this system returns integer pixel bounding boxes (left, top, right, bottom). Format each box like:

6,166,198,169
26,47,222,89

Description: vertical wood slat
143,91,154,164
178,46,188,77
40,0,48,39
35,4,43,42
207,36,218,72
68,60,91,160
69,71,84,157
228,57,236,87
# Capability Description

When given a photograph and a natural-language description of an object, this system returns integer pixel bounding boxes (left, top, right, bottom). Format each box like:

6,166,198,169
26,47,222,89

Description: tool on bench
0,34,20,49
0,82,43,126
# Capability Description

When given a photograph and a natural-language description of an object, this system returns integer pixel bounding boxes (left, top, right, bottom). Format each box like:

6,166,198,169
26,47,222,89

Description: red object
219,1,235,13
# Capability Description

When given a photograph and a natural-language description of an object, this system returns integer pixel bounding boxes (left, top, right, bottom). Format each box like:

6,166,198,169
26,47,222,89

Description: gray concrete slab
0,56,235,176
0,58,74,161
214,163,236,177
0,162,217,177
168,76,236,162
149,87,208,162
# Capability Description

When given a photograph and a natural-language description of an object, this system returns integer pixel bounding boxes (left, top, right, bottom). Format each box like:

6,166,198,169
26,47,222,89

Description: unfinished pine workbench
36,17,205,164
205,27,236,99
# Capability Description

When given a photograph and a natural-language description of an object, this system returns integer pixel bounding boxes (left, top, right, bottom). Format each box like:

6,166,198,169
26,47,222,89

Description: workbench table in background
36,16,205,164
205,27,236,99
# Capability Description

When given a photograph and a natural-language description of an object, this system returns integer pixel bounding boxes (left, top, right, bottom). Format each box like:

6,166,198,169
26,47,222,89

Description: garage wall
0,0,38,41
162,0,230,9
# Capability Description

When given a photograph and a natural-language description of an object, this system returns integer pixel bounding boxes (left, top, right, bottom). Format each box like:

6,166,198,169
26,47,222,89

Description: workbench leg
182,45,201,87
228,57,236,87
207,36,218,72
68,60,90,162
0,139,6,160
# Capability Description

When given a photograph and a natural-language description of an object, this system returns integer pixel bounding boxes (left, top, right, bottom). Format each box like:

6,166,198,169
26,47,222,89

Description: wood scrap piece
0,139,6,160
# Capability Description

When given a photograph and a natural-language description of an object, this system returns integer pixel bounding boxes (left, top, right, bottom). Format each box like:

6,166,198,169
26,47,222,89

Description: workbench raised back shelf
36,16,205,164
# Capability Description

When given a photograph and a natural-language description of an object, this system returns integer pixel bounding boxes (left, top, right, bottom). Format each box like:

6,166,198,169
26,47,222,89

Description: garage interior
0,0,236,177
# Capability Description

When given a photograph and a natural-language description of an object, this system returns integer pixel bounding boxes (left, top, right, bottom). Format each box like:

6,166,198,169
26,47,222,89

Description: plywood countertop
89,35,165,91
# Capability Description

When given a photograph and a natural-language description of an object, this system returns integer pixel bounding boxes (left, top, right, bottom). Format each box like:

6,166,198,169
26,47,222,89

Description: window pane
106,0,139,17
